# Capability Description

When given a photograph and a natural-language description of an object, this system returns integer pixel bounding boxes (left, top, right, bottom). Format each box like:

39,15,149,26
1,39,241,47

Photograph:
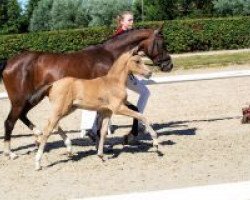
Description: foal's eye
136,60,140,64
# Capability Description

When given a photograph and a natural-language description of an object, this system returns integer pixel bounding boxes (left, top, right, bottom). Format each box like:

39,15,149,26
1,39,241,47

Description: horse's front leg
19,101,43,146
116,105,158,149
4,104,24,160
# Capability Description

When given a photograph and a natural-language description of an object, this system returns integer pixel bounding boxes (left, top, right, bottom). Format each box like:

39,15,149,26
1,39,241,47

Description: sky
18,0,28,9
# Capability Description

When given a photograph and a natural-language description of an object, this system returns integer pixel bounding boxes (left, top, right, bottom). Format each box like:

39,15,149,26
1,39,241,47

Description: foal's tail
0,59,7,82
29,84,52,106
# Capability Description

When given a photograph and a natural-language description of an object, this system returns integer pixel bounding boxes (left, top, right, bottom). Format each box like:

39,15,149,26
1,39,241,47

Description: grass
145,51,250,72
173,52,250,70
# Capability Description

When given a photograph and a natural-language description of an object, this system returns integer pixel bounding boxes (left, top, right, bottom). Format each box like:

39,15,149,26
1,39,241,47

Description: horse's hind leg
117,105,158,149
4,104,25,159
123,102,139,145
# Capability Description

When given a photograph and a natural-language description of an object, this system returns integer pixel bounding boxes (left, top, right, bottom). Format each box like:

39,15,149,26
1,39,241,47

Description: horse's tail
0,59,7,82
29,84,52,106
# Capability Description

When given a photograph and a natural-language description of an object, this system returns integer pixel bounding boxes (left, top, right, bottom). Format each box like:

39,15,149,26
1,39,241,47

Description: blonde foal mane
108,47,139,75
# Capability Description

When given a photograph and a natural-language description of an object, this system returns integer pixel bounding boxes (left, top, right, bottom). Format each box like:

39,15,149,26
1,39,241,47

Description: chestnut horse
0,26,173,159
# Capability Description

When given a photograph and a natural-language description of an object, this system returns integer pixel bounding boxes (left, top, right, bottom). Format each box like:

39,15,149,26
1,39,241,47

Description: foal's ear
130,46,139,56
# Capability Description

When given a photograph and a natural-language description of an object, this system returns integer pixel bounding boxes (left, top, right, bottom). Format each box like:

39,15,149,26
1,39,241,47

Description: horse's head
139,24,173,72
126,48,152,79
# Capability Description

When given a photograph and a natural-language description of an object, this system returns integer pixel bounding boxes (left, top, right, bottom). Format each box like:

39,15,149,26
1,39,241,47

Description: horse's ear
154,22,164,35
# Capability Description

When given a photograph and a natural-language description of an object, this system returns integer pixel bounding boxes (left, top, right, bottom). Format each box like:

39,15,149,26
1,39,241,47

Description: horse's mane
82,28,152,51
103,28,152,45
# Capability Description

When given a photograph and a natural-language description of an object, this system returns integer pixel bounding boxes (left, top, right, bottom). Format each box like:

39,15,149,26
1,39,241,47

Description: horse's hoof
86,130,97,143
10,152,18,160
35,166,42,171
33,128,43,136
123,134,137,145
4,152,18,160
123,135,129,145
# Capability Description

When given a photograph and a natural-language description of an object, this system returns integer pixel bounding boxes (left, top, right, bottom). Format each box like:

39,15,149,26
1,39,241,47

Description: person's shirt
114,27,125,36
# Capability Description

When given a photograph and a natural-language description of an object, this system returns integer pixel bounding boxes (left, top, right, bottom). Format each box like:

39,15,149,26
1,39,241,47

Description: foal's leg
35,102,71,170
117,105,158,148
57,126,73,156
97,113,111,160
35,112,62,171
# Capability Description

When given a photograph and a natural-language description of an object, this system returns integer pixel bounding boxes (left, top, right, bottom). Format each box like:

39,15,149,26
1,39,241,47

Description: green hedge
0,17,249,60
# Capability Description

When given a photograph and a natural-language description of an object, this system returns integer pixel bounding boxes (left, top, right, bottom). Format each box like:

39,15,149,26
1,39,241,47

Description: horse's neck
104,30,152,58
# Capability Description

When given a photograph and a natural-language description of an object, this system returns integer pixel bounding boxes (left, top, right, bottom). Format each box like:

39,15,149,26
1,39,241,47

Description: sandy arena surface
0,66,250,200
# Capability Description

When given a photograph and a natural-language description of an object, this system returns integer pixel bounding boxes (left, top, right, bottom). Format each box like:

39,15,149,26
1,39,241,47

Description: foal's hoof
34,140,40,148
98,154,106,162
67,152,75,158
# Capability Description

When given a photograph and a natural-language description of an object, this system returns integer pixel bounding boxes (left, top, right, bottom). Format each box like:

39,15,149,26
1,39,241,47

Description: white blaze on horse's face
128,55,152,79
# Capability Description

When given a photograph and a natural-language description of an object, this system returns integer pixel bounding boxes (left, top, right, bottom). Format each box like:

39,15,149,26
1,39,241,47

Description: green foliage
25,0,40,19
79,0,133,27
133,0,214,20
0,0,22,34
213,0,250,16
0,17,249,60
133,0,177,21
50,0,79,30
0,0,8,27
29,0,54,31
29,0,132,32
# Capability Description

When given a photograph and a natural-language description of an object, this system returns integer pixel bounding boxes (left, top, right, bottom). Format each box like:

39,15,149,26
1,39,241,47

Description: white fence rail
1,70,250,101
0,92,8,100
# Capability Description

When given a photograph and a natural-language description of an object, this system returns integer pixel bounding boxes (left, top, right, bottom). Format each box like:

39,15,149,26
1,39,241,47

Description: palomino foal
35,50,158,170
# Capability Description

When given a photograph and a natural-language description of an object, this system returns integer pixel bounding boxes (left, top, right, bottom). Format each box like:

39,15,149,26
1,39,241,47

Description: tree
213,0,250,16
25,0,40,20
132,0,177,21
50,0,79,30
3,0,22,33
84,0,133,26
29,0,53,31
0,0,8,27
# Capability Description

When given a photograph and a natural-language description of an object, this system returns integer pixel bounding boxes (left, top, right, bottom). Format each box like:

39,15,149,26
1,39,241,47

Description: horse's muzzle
161,60,173,72
144,71,152,79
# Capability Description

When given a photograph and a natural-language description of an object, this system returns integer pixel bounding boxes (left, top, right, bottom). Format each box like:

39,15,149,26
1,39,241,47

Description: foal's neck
106,56,130,87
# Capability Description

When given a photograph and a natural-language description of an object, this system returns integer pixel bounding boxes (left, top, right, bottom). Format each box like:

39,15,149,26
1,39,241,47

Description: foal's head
126,49,152,79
